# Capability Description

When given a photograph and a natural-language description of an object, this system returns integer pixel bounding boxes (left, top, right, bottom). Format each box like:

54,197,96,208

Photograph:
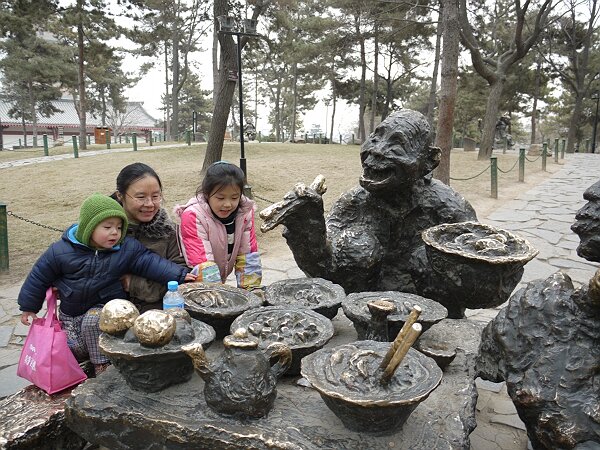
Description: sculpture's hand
259,175,327,232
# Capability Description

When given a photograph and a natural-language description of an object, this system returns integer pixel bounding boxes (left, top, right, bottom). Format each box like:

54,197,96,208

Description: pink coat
174,195,262,289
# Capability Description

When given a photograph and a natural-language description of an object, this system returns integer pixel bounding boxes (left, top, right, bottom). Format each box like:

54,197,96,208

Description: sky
121,40,359,138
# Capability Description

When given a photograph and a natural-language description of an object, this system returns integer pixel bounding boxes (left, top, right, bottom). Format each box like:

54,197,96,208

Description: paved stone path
1,152,599,449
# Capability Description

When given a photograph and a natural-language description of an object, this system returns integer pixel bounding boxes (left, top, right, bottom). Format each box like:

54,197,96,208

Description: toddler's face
208,184,241,219
90,217,123,249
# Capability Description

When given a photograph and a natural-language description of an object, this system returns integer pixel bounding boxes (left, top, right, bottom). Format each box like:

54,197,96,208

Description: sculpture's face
359,112,436,193
571,180,600,262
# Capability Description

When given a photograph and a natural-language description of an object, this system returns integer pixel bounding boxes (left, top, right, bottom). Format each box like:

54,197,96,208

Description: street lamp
218,16,259,182
592,91,600,154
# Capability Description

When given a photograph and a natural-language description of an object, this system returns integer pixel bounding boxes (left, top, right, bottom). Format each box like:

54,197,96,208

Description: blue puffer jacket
18,224,190,317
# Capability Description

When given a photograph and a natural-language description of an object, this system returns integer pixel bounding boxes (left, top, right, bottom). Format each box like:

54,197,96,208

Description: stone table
65,314,483,450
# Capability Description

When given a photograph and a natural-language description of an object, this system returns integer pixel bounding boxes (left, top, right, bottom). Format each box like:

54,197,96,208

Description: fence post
554,138,559,163
87,135,91,145
490,156,498,199
186,130,191,146
519,148,525,182
352,133,355,145
132,132,138,151
561,139,566,159
106,129,111,149
586,139,590,153
0,202,8,271
339,134,342,144
149,133,153,146
43,134,49,156
72,135,79,158
542,142,547,171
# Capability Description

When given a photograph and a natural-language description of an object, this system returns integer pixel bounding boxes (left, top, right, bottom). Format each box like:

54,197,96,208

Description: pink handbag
17,288,87,394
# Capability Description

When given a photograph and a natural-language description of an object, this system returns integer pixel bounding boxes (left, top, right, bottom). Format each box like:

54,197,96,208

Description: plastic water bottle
163,281,185,310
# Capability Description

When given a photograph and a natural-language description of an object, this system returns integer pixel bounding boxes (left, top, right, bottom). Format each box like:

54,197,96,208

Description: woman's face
119,175,162,223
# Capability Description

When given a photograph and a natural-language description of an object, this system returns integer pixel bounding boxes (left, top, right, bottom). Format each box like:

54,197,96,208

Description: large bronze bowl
301,340,442,433
264,277,346,319
180,283,263,338
422,221,538,311
99,318,215,392
230,305,334,375
342,291,447,341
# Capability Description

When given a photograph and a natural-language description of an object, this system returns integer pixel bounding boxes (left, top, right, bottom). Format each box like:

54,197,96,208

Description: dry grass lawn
0,142,563,287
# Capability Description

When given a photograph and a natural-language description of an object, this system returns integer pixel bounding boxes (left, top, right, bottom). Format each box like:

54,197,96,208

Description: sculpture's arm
259,176,333,278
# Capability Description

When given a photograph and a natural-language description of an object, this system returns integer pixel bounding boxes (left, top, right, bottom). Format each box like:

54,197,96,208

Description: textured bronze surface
66,315,483,449
132,310,176,347
264,277,346,319
100,318,216,392
99,299,140,336
231,305,334,375
301,340,441,433
183,329,291,419
0,385,86,449
165,307,192,323
343,291,446,340
180,282,262,338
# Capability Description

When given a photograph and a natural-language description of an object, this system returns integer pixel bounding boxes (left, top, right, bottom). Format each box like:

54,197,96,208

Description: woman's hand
120,274,132,292
20,312,37,326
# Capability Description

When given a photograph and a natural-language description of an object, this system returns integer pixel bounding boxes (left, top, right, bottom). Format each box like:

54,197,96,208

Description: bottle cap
167,281,179,291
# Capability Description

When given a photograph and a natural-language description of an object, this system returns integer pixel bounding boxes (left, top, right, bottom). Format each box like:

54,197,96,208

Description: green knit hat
75,193,129,246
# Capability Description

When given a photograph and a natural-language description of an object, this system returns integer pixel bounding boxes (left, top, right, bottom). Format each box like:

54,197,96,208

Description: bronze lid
223,328,259,349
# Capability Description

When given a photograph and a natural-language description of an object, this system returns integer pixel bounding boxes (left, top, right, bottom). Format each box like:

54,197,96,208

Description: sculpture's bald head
359,110,440,194
571,179,600,262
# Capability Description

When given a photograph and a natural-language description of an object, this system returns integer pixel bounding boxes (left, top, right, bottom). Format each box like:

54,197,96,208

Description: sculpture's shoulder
412,179,477,222
329,186,370,214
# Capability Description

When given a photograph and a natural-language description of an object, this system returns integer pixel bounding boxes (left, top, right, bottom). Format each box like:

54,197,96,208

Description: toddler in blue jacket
18,193,195,375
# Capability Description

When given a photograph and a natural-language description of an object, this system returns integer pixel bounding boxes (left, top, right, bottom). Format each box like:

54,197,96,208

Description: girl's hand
184,273,197,282
20,312,37,326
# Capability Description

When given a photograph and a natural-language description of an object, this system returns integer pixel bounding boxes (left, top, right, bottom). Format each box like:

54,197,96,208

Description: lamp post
218,16,259,182
592,91,600,154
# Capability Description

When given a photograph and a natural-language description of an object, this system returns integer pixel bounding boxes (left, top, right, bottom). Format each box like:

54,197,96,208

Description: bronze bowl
264,277,346,319
99,318,215,392
301,340,442,433
422,221,538,312
180,283,263,338
342,291,447,341
230,305,334,376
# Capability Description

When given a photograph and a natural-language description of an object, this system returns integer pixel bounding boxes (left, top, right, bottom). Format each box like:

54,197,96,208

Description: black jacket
18,224,189,316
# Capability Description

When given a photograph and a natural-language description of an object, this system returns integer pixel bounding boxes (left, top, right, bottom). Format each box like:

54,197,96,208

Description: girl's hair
197,161,245,199
112,162,163,200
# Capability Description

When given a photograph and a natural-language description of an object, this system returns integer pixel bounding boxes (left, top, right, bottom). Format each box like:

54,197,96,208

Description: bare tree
459,0,555,159
203,0,270,172
433,0,459,184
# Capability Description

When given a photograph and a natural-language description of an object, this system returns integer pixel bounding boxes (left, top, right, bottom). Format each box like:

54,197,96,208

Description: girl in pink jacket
174,161,262,290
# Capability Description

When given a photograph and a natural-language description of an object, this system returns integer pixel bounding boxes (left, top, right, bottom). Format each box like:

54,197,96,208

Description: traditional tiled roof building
0,97,161,147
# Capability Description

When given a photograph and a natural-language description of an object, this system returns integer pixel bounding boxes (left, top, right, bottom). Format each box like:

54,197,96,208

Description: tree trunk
356,17,366,142
165,42,171,140
433,0,459,185
330,72,337,142
531,59,541,144
477,79,505,160
566,95,584,154
370,22,379,134
77,0,87,150
202,1,237,171
28,81,38,148
427,3,443,125
171,25,180,139
291,62,298,140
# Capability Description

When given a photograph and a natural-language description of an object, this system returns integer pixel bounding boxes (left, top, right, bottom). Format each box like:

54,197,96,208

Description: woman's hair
113,162,163,199
197,161,245,199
